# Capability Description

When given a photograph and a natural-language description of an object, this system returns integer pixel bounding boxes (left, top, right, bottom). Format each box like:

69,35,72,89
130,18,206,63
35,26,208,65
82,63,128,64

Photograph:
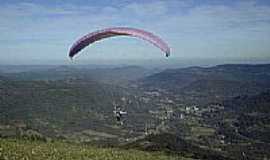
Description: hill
139,64,270,104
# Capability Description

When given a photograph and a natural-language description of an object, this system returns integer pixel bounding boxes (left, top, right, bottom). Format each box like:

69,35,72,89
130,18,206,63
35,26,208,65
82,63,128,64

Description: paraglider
68,27,170,125
69,27,170,58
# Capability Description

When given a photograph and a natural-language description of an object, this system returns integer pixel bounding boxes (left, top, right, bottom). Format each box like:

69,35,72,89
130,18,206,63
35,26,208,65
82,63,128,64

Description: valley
0,64,270,159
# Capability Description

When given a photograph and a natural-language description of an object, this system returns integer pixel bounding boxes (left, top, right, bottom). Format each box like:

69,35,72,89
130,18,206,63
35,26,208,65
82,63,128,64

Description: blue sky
1,0,270,64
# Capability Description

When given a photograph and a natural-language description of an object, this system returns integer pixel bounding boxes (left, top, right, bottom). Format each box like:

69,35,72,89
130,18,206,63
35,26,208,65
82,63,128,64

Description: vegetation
0,138,186,160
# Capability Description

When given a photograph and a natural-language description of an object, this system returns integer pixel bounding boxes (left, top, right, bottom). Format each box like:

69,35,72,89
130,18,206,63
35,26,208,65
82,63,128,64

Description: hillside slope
0,78,152,140
0,138,189,160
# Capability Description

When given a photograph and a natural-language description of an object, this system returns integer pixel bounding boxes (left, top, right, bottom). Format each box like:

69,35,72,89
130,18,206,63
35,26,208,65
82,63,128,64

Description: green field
0,138,192,160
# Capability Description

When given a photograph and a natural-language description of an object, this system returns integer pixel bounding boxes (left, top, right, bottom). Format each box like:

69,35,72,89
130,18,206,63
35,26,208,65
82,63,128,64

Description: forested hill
140,64,270,104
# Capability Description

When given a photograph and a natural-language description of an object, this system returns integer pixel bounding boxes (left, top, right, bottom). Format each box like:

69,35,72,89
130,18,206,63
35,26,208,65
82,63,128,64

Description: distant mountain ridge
3,65,153,85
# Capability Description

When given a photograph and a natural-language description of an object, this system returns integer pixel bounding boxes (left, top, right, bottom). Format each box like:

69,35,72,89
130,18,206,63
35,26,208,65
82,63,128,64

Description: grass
0,138,191,160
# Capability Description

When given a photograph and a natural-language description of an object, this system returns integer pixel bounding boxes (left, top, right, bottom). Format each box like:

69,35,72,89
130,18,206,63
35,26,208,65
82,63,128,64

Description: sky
0,0,270,65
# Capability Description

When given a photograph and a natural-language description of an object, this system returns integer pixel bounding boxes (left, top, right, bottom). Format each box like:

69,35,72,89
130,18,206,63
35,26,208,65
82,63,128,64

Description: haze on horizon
1,0,270,65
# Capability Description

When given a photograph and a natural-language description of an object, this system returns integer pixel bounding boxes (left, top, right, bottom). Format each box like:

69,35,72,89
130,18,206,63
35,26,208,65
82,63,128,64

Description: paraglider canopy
69,27,170,59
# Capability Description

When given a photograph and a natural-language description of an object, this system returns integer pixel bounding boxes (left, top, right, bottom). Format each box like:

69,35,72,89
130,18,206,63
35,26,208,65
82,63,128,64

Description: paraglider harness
113,105,127,125
116,111,122,122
